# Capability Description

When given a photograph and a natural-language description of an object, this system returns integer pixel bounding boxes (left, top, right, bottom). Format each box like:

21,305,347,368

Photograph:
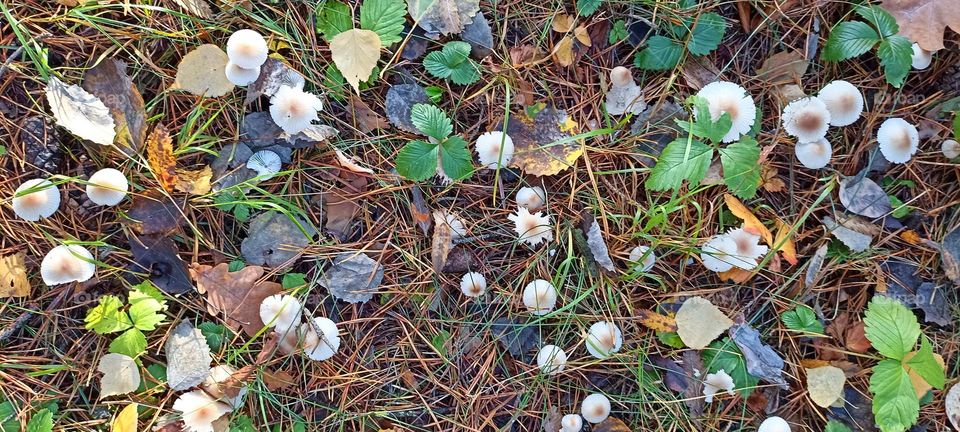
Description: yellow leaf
172,44,234,97
774,218,798,265
552,36,575,67
146,125,178,192
507,107,583,176
717,267,754,283
806,366,846,408
174,166,213,195
574,26,592,46
552,14,575,32
111,403,138,432
330,29,382,95
724,194,773,245
675,296,733,350
637,309,677,332
0,253,30,298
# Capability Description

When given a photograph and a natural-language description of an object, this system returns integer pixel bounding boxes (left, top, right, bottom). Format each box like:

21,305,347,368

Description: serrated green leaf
825,420,853,432
688,12,725,56
233,203,250,222
905,336,945,389
24,409,52,432
702,337,759,396
646,138,713,191
864,296,920,361
396,140,440,181
0,401,20,432
316,1,353,41
855,4,899,38
822,21,879,62
449,62,481,85
870,358,919,432
576,0,602,16
109,328,147,359
877,35,912,88
439,136,473,181
635,36,683,70
424,41,479,85
410,104,452,140
609,20,628,44
719,137,761,199
282,273,307,289
953,113,960,140
128,285,165,331
889,195,911,218
359,0,406,46
657,331,685,349
781,305,825,334
677,96,733,143
198,321,231,352
85,295,132,334
230,415,257,432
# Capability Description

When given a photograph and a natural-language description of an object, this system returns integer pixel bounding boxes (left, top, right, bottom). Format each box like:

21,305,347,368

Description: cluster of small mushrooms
172,364,249,432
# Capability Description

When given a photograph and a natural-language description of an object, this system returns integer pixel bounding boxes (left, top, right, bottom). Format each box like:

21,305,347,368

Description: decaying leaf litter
1,0,960,431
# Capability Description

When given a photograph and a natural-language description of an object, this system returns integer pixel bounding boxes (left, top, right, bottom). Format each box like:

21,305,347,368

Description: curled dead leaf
724,194,773,245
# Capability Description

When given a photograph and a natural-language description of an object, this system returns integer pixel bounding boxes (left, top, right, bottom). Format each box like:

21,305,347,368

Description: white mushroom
758,416,792,432
508,207,553,247
276,327,300,355
580,393,611,424
911,43,933,70
781,96,831,142
536,344,567,375
86,168,128,206
40,245,96,286
226,29,268,69
301,316,341,361
700,234,739,272
201,365,248,409
817,80,864,126
585,321,623,359
722,228,769,270
942,139,960,159
605,66,646,115
522,279,558,315
877,118,919,163
269,85,323,134
246,150,282,180
474,131,515,169
225,61,261,86
12,178,60,221
436,210,468,239
173,389,233,432
695,81,758,143
516,186,546,211
795,138,832,169
703,369,735,403
259,294,302,333
627,245,656,272
560,414,583,432
459,272,487,298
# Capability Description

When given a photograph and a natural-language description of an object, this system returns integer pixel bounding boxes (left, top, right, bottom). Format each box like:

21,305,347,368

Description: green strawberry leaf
84,295,132,334
645,138,713,191
855,4,899,38
688,12,725,56
424,41,480,85
822,21,879,62
109,328,148,359
870,358,919,432
316,1,353,41
410,104,453,140
0,401,20,432
25,409,52,432
359,0,406,46
576,0,602,16
825,420,853,432
439,136,474,181
702,337,759,397
396,140,440,181
719,137,761,199
608,20,628,44
905,336,945,390
781,305,825,334
864,296,920,361
128,284,166,331
635,36,683,71
677,96,733,143
877,35,913,88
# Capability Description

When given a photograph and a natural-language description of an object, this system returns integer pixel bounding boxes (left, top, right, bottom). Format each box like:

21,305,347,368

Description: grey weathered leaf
680,350,705,417
879,260,951,326
582,213,615,272
649,354,688,393
128,233,194,295
729,323,788,389
240,212,317,268
459,12,493,59
318,252,384,303
173,0,213,17
82,59,147,152
210,143,254,178
407,0,480,37
916,282,951,326
280,124,339,148
165,321,212,391
839,176,892,218
98,353,141,398
45,76,116,146
605,82,646,116
490,317,539,362
401,25,430,60
630,101,685,167
245,58,306,105
940,224,960,286
386,84,429,133
823,216,873,252
804,243,829,288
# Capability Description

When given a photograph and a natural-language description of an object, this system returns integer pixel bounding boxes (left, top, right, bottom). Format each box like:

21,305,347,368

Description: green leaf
430,330,450,356
781,305,825,334
702,338,759,396
855,4,899,38
0,145,6,157
198,321,232,352
84,295,132,334
657,331,685,349
825,420,853,432
576,0,602,16
109,328,147,359
230,415,258,432
888,195,911,218
677,96,732,143
822,21,879,62
719,137,761,199
128,285,166,331
233,204,250,222
316,1,353,41
424,41,480,85
609,20,628,44
282,273,307,289
870,359,919,432
139,363,167,391
905,336,945,389
864,296,921,360
410,104,453,140
424,86,443,103
359,0,406,46
228,259,245,272
877,35,913,88
635,36,683,70
24,409,52,432
0,401,20,432
439,136,474,181
396,140,440,181
688,12,725,56
646,138,713,192
953,113,960,140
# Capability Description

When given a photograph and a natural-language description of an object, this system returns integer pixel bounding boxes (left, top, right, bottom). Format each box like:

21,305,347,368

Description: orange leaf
799,359,831,369
638,309,678,332
718,267,754,283
724,193,773,245
774,218,798,265
900,229,923,245
146,125,177,192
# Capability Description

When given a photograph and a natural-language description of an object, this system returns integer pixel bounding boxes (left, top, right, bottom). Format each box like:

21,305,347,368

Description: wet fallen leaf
681,57,720,91
174,166,213,195
348,94,388,133
431,211,454,273
45,76,116,146
128,233,193,295
649,355,688,393
318,252,384,304
806,365,846,407
407,0,480,37
729,323,788,388
506,107,583,176
240,212,316,268
409,185,432,235
172,44,234,97
824,215,874,253
915,283,951,326
460,11,493,58
582,212,615,272
839,176,892,219
191,263,283,336
724,194,773,245
552,36,575,67
335,149,374,174
111,403,137,432
165,321,213,390
490,317,539,362
245,58,305,105
127,190,185,235
386,84,430,133
774,219,798,265
675,296,734,350
323,171,367,241
0,253,30,298
82,59,147,152
881,0,960,51
592,417,630,432
637,309,677,332
330,29,382,94
146,126,178,193
98,353,140,398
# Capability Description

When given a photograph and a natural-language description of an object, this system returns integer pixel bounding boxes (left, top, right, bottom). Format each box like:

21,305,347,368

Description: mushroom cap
585,321,623,359
259,294,302,332
276,327,300,355
605,68,645,115
522,279,558,315
86,168,129,206
703,369,736,403
758,416,792,432
40,245,95,286
724,228,769,270
301,316,341,361
817,80,864,126
269,85,323,134
560,414,584,432
225,61,261,86
911,43,933,70
226,29,268,69
436,210,467,239
628,245,656,272
700,234,739,272
580,393,611,424
536,344,567,375
475,131,515,169
877,117,919,163
781,96,831,142
13,178,60,221
459,272,487,298
609,66,633,88
516,186,546,211
173,389,233,432
942,139,960,159
201,365,248,409
246,150,282,180
508,207,553,247
695,81,758,143
795,138,833,169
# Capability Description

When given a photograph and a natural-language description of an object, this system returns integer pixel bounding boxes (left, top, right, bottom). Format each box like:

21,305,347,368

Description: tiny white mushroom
585,321,623,359
695,81,758,143
628,245,656,272
795,138,833,169
516,186,546,211
758,416,792,432
259,294,302,332
276,327,300,355
225,61,261,86
459,272,487,298
86,168,129,206
12,178,60,221
173,389,233,432
703,369,735,403
911,43,933,70
202,365,248,409
580,393,611,424
522,279,558,315
560,414,583,432
508,207,553,247
877,118,919,163
474,131,515,169
700,234,739,272
723,228,769,271
536,344,567,375
246,150,282,180
301,316,341,361
605,66,646,115
226,29,268,69
40,245,96,286
817,80,864,126
942,139,960,159
781,97,831,142
269,85,324,134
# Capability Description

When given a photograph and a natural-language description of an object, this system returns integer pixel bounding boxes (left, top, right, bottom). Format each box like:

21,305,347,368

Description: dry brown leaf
262,369,296,391
324,170,367,241
146,126,177,192
82,59,147,153
174,166,212,195
172,44,234,97
900,229,923,245
431,211,453,273
174,0,213,18
552,14,575,32
0,253,30,298
330,29,382,94
409,185,432,235
675,296,733,349
774,218,798,265
509,44,539,67
724,193,773,245
806,365,846,407
552,36,575,67
191,263,283,336
218,364,256,399
755,50,808,86
682,57,720,90
348,94,388,133
574,26,592,46
592,417,631,432
799,358,832,369
637,309,678,332
761,164,786,192
881,0,960,51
